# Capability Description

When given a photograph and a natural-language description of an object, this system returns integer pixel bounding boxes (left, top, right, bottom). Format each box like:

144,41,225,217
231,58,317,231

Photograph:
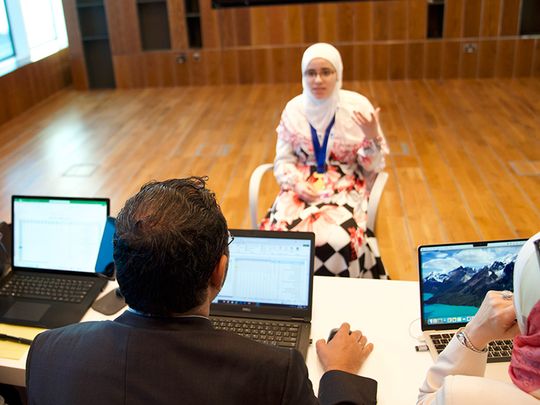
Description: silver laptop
210,229,315,358
418,238,526,363
0,196,109,328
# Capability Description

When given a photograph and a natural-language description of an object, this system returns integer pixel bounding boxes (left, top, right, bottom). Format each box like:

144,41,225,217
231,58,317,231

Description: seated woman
260,43,389,278
417,231,540,404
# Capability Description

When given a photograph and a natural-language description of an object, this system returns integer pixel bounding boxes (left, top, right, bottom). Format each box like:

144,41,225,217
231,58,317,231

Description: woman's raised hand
352,107,381,140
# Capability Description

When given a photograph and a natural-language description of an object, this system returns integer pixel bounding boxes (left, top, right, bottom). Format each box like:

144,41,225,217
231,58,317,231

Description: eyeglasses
227,231,234,246
304,69,336,80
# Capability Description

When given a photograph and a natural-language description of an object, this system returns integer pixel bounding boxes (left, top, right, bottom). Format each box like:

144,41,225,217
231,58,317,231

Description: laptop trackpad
3,302,50,322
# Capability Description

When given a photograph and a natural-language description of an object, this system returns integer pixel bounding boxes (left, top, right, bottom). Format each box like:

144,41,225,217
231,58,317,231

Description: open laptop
419,238,526,363
210,229,315,358
0,196,109,328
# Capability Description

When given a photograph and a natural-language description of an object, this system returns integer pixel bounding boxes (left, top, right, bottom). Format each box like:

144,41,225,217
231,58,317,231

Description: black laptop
211,229,315,358
0,196,109,328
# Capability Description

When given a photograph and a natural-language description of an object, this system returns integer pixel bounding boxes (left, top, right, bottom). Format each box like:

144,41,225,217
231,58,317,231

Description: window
18,0,67,61
0,0,14,62
0,0,67,76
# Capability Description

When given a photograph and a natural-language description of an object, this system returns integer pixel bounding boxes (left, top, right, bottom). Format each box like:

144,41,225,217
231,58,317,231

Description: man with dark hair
26,177,377,405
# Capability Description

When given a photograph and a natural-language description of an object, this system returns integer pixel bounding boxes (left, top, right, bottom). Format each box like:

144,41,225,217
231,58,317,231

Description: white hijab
301,43,343,135
513,231,540,333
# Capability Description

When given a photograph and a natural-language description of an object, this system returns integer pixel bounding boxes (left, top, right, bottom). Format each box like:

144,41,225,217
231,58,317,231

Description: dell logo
241,307,251,312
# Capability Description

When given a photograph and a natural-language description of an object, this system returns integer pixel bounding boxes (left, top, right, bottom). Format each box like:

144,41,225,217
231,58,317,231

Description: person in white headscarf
260,43,389,278
417,231,540,404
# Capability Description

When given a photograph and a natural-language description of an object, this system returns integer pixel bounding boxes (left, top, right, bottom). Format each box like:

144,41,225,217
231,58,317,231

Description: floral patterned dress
260,90,389,278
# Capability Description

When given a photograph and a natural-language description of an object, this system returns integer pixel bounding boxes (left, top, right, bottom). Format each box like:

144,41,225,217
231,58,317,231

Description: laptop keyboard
211,317,300,349
0,274,95,303
431,333,513,363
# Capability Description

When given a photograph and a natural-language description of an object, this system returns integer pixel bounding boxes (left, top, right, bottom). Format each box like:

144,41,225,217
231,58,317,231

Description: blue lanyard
310,115,335,174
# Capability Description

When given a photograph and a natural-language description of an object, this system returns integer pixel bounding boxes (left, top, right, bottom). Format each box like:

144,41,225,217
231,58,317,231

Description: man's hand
316,322,374,374
464,290,520,350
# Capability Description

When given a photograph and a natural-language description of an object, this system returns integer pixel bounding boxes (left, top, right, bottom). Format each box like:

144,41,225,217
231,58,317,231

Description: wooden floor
0,79,539,280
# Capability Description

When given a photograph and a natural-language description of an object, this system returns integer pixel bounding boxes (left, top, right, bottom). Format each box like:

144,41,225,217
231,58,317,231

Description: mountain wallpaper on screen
423,256,515,308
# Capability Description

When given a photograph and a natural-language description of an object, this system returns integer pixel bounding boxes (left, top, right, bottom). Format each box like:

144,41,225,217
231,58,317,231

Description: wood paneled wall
63,0,540,88
0,49,71,126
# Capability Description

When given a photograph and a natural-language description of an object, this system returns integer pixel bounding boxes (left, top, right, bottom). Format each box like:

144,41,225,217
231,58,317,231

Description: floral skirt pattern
260,167,386,278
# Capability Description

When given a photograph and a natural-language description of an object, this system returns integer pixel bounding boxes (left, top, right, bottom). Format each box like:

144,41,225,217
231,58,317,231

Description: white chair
248,165,389,278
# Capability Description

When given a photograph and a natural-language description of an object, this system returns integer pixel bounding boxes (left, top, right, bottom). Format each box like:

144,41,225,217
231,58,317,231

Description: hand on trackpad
3,302,50,322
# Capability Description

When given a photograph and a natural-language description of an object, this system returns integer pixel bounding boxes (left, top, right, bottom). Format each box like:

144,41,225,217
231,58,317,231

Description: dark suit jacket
26,311,377,404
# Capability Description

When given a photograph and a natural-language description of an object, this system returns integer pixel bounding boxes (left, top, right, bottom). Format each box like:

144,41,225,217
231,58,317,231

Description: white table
307,277,511,404
0,278,512,403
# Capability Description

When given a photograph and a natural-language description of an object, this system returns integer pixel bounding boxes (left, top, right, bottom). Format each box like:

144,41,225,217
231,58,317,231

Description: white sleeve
417,336,487,405
273,109,304,191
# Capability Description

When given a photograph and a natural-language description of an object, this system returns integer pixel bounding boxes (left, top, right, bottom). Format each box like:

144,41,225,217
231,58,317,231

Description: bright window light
19,0,67,62
0,0,15,61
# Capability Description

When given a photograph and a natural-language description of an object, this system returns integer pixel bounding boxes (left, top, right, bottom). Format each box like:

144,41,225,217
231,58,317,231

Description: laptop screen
419,239,526,330
12,196,110,274
213,230,314,310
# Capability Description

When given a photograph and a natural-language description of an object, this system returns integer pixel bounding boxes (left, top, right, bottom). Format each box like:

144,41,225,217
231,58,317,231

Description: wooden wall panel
480,0,502,37
336,3,355,43
388,43,406,79
62,0,87,89
200,0,220,48
444,0,464,38
70,58,88,90
0,50,71,127
235,8,251,47
354,44,371,80
268,7,287,45
250,8,269,46
219,9,236,47
168,0,188,49
271,47,288,83
221,49,239,84
339,45,355,81
173,54,192,86
372,44,388,80
407,0,426,40
61,0,540,87
514,39,534,77
372,1,390,41
463,0,482,38
353,3,372,41
318,4,337,43
285,6,303,44
534,40,540,77
204,50,224,85
105,0,140,54
425,41,442,79
189,53,208,86
144,52,175,87
237,49,255,84
442,41,461,78
288,47,304,82
478,40,497,77
407,43,424,79
460,43,479,78
62,0,83,58
495,40,515,77
302,5,319,44
388,1,407,40
252,48,271,83
500,0,520,36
